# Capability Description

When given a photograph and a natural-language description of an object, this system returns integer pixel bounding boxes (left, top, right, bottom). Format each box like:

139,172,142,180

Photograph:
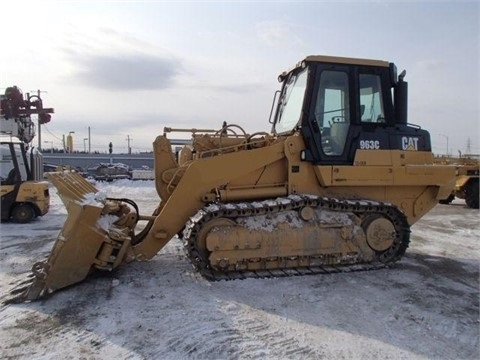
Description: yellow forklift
0,86,53,222
0,137,49,222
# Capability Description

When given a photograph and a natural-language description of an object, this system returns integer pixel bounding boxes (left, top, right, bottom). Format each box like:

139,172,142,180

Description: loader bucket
5,172,133,303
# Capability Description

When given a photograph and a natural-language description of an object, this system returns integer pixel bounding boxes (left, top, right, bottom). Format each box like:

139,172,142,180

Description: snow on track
0,180,478,359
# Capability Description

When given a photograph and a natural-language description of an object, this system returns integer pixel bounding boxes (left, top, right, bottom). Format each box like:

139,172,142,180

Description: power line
42,124,64,142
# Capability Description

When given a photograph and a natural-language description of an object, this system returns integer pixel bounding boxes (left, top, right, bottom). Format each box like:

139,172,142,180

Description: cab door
303,64,359,165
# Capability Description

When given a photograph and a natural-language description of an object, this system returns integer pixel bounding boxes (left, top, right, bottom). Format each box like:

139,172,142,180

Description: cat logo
402,136,419,151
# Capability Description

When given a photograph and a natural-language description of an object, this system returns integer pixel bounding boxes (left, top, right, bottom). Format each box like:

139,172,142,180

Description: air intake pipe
394,70,408,125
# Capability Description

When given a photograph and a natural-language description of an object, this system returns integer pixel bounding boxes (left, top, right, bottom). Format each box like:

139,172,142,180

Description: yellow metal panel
313,166,332,187
455,175,471,189
332,166,394,185
353,150,393,166
44,202,106,290
279,55,389,78
133,137,287,259
0,185,15,196
305,55,389,67
15,181,49,201
284,136,322,193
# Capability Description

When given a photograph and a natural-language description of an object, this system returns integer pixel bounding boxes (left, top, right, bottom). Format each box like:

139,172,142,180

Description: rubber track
183,194,411,281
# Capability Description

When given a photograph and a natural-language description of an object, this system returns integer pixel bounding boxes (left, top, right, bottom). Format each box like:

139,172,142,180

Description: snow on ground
0,180,479,359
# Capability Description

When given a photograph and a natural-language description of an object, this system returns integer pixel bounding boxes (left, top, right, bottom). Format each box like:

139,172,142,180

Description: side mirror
389,63,398,86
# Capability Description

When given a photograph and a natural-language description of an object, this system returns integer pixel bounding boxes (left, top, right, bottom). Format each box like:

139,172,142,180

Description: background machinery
7,55,455,302
0,86,53,222
437,155,479,209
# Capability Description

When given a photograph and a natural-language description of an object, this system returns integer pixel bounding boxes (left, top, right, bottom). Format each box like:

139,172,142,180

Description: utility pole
36,90,42,151
30,89,53,150
126,134,132,154
88,126,91,153
439,134,449,156
466,137,471,155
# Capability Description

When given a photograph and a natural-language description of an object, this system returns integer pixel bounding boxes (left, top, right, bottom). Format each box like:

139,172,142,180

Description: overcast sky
1,0,478,155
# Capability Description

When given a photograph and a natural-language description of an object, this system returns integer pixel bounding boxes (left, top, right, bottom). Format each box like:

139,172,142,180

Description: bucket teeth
11,277,35,288
46,171,98,207
3,259,54,304
3,276,41,304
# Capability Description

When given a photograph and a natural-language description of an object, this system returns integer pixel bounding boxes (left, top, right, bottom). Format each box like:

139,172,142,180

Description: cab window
315,70,350,155
274,68,308,134
359,74,385,123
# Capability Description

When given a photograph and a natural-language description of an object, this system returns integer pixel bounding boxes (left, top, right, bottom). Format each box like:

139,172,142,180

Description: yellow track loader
6,55,456,303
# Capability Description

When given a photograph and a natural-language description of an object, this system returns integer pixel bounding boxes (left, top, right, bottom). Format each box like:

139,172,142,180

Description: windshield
273,67,308,134
0,143,28,184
